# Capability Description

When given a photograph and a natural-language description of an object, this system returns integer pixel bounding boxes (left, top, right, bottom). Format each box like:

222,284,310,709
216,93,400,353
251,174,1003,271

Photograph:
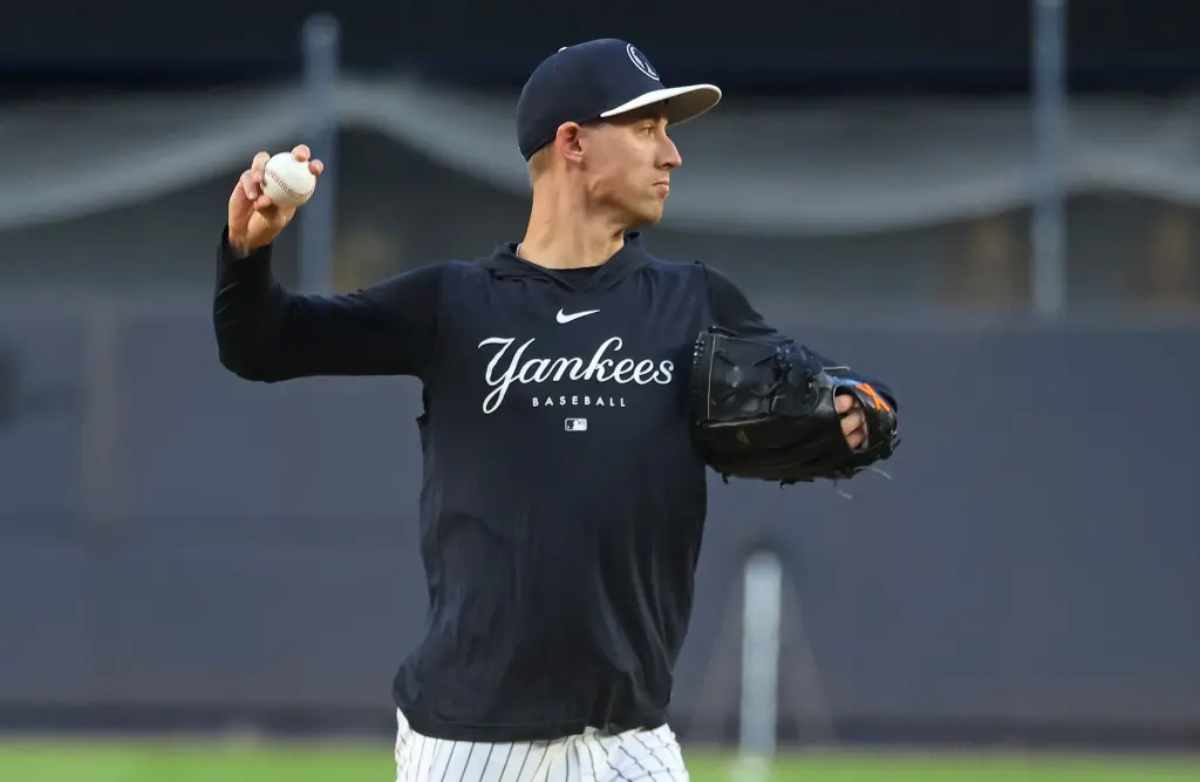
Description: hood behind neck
481,232,651,293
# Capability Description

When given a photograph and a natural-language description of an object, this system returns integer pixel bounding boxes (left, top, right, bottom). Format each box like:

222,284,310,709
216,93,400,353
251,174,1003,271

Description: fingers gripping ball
262,152,317,207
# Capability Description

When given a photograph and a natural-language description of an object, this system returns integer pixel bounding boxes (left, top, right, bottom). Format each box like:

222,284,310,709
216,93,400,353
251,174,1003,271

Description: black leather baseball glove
689,326,899,485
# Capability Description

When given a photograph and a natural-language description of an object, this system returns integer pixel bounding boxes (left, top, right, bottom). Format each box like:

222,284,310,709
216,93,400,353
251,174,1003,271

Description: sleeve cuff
219,225,273,266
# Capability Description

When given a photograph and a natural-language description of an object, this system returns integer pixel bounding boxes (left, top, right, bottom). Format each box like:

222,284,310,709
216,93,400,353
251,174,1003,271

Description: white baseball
262,152,317,208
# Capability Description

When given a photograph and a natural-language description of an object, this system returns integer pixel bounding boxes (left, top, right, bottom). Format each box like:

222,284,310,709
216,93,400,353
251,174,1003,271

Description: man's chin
631,206,665,228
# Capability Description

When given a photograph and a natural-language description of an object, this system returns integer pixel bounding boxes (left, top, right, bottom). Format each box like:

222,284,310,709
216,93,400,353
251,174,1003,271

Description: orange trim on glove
857,382,892,413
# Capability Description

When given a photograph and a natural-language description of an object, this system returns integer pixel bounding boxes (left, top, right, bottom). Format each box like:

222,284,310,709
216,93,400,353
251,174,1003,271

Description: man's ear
554,122,585,165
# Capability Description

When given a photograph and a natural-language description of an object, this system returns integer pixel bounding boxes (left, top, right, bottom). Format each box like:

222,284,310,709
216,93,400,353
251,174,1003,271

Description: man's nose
660,136,682,169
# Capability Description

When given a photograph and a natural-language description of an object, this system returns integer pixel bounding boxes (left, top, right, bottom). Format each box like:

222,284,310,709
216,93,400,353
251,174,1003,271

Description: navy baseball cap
516,38,722,161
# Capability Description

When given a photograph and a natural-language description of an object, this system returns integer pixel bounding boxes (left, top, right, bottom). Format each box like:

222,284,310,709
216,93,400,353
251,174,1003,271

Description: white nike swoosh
556,308,600,324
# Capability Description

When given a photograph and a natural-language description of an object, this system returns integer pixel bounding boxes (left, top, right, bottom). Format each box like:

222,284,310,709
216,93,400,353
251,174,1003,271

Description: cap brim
599,84,722,127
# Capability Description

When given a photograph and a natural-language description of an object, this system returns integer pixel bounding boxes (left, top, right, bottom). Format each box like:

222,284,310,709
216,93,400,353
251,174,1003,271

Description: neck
518,178,631,269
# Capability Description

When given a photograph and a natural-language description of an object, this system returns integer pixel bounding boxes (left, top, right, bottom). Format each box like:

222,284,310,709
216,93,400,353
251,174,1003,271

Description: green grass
1,740,1198,782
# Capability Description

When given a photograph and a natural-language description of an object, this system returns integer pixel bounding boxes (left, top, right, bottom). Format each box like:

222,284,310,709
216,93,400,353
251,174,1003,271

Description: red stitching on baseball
266,168,310,200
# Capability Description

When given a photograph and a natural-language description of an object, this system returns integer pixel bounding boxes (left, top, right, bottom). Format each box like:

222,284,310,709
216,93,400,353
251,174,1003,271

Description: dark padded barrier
2,312,1197,742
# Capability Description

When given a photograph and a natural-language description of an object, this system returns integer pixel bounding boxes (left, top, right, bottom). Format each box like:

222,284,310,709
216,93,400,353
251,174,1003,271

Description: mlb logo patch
564,418,588,432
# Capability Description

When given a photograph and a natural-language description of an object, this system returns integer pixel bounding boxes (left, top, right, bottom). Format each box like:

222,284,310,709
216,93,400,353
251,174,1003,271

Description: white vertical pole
737,550,782,778
299,13,340,293
80,298,121,531
1032,0,1068,318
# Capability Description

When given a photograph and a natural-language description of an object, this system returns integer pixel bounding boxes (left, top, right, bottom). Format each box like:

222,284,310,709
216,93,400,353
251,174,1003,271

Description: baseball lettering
477,336,673,414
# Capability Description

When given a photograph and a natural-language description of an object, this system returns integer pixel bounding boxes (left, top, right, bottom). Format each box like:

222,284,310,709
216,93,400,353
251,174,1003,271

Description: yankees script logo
476,336,674,414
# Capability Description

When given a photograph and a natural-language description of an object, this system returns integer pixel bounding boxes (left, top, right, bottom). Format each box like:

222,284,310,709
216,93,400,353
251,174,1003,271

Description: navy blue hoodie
214,228,780,741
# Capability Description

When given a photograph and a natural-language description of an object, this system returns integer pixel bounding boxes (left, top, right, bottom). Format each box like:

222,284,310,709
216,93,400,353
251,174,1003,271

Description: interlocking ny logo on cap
626,44,659,81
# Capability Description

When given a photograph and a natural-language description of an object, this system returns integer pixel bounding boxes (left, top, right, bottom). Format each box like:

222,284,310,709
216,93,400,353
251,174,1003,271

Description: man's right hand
227,145,325,258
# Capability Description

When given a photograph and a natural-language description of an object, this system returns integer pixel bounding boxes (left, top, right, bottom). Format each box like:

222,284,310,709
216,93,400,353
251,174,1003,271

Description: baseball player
215,38,896,782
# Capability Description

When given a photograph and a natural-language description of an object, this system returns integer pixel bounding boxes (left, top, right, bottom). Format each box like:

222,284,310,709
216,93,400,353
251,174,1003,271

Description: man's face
580,104,682,226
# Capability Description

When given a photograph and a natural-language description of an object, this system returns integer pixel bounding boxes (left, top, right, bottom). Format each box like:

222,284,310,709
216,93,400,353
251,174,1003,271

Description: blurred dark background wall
2,0,1198,748
4,1,1199,93
2,309,1198,742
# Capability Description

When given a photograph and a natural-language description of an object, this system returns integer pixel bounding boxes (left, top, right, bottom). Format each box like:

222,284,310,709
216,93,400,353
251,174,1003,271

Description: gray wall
2,307,1198,742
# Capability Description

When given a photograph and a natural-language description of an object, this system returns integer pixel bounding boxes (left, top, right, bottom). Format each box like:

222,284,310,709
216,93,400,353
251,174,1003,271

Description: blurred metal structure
1032,0,1068,317
739,550,782,764
299,13,340,293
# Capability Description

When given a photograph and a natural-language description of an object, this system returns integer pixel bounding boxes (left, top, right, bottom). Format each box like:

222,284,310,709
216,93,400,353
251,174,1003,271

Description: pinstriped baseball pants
395,709,690,782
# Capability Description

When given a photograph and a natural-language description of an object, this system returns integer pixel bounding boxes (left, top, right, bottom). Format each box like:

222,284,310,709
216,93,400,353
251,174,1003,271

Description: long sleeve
700,262,898,412
700,263,780,339
213,226,443,381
